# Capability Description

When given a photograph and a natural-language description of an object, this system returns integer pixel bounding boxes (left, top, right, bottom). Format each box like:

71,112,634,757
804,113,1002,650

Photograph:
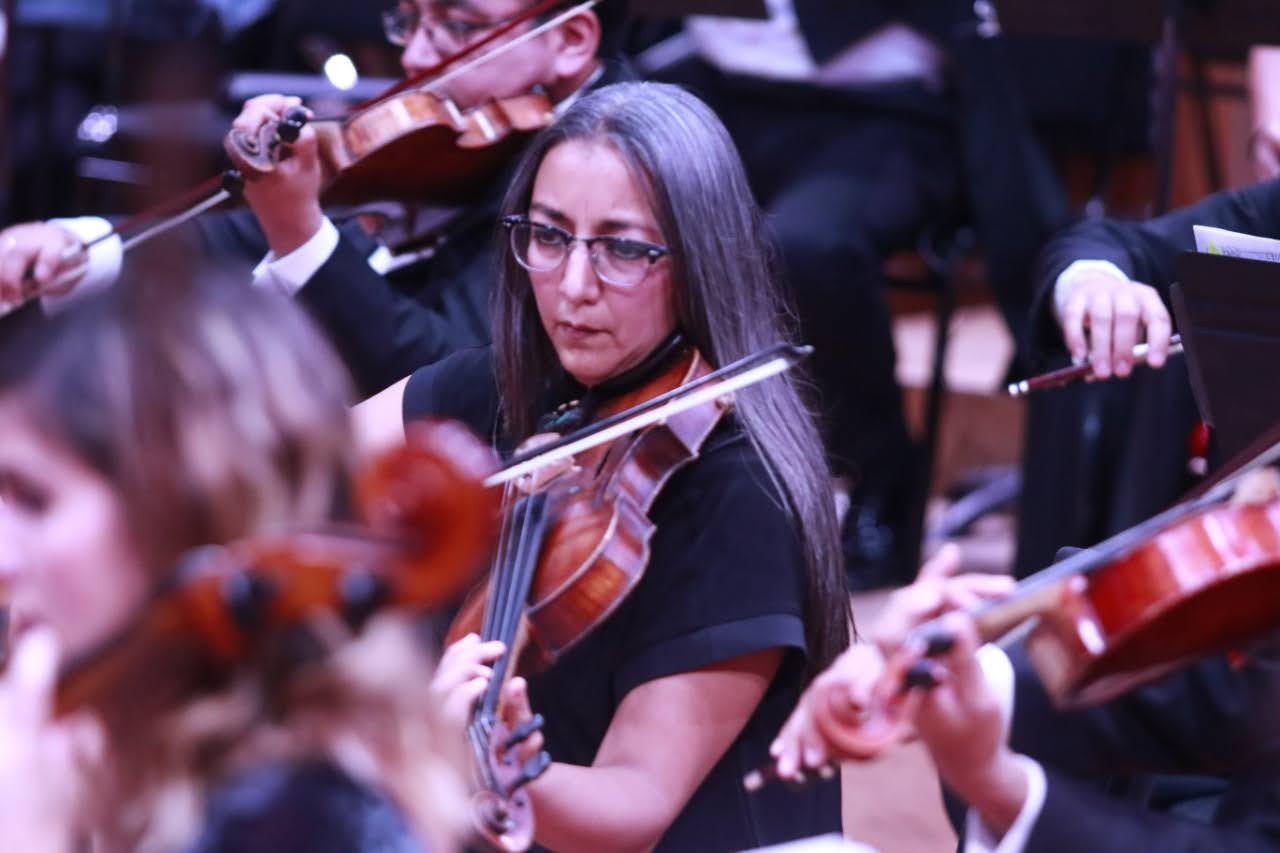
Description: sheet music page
1193,224,1280,262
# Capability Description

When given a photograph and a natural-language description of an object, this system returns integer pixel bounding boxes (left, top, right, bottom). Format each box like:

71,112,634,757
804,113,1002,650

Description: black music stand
996,0,1280,213
1172,252,1280,463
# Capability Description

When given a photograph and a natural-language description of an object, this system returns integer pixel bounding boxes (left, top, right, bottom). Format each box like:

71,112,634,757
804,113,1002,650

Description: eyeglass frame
381,2,529,49
501,214,673,289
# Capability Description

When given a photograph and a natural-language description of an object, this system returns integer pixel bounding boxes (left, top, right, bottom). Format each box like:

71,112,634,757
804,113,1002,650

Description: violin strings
482,481,518,645
487,496,535,710
479,491,532,718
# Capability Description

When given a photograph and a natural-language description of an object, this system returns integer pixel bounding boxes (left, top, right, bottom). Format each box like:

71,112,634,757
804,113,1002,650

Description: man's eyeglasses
502,215,671,289
382,3,527,49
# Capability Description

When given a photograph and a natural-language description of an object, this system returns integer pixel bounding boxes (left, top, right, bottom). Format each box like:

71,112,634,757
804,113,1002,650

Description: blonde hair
0,277,465,851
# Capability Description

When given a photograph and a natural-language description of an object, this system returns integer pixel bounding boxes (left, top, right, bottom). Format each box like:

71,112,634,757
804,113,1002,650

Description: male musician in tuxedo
1016,176,1280,576
0,0,629,397
659,0,1067,587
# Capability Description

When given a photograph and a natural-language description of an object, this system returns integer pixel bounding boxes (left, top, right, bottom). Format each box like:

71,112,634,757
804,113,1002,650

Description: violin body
226,91,554,208
448,346,729,662
801,488,1280,765
1027,496,1280,706
315,91,553,207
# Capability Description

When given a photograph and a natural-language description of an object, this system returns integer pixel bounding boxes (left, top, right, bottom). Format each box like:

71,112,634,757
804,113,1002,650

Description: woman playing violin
0,279,467,852
356,80,851,851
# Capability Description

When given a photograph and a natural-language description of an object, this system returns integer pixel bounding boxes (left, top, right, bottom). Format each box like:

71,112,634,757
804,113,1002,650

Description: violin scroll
224,106,311,177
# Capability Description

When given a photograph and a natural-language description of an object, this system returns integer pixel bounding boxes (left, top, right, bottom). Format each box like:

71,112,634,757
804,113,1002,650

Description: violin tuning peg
340,569,390,631
507,751,552,794
276,107,310,144
501,712,545,751
221,169,245,197
922,631,956,658
902,661,941,691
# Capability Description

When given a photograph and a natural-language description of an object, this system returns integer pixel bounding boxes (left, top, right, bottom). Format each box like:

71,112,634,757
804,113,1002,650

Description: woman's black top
403,347,841,852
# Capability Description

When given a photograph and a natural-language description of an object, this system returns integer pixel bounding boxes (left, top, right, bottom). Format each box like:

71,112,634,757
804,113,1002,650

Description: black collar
538,331,688,434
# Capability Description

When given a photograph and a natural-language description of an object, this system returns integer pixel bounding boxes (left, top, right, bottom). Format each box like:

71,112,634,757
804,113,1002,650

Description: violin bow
0,0,603,319
487,344,813,487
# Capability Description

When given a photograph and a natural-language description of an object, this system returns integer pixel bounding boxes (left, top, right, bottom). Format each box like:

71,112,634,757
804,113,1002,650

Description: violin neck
972,579,1066,642
477,490,553,718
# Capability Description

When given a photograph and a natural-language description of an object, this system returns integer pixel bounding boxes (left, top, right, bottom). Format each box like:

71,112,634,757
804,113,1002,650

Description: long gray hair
492,81,850,671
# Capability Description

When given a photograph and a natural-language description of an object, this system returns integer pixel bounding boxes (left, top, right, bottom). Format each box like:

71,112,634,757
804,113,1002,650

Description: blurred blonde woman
0,277,466,853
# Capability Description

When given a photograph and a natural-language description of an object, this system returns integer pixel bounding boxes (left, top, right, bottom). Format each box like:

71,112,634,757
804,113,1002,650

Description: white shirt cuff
962,756,1047,853
42,216,120,314
251,217,339,297
1053,259,1130,324
976,643,1015,727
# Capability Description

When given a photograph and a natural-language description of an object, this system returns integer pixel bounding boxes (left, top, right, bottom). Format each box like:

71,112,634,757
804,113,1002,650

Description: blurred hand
430,633,506,733
0,628,102,853
0,223,87,308
768,545,1014,778
1251,121,1280,182
1059,270,1171,379
905,612,1029,836
498,676,544,765
769,642,886,780
230,94,324,257
870,544,1014,658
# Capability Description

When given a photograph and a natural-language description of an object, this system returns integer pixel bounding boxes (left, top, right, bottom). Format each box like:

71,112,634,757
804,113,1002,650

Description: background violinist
771,547,1280,852
0,0,630,398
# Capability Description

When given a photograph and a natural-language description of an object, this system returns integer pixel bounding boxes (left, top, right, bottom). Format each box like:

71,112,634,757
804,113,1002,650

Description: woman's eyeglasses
502,215,671,289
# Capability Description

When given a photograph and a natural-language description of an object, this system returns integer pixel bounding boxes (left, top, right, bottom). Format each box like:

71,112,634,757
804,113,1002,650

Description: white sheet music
1193,224,1280,262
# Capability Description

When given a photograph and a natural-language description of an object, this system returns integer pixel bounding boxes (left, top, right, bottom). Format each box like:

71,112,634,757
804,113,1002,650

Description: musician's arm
527,650,782,853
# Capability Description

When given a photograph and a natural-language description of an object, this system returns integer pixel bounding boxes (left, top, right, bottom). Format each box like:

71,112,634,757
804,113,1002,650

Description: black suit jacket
999,640,1280,852
140,59,633,399
1032,177,1280,358
790,0,1068,361
1016,179,1280,576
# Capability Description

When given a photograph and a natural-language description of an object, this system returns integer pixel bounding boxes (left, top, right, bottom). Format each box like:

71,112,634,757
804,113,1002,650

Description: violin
440,341,811,851
750,431,1280,782
53,418,499,719
223,0,606,207
224,86,553,209
0,0,597,318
